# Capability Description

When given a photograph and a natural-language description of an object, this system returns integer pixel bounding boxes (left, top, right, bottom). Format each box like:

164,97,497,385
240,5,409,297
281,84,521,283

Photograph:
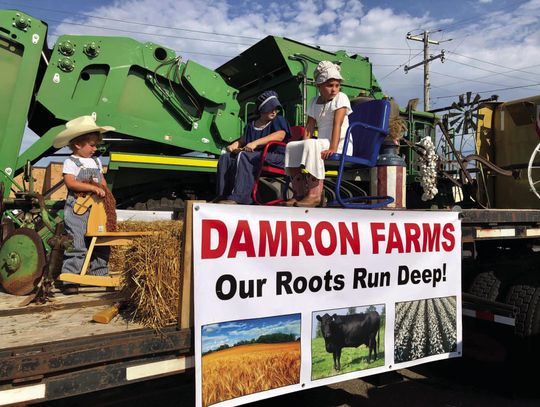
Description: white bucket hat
53,115,115,148
314,61,344,85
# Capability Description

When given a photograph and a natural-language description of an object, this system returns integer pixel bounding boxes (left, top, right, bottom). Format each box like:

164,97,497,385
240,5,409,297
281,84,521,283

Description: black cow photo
394,296,457,364
311,305,385,379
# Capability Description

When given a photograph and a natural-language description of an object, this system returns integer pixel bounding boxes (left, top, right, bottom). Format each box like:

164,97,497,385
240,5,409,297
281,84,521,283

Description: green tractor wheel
0,228,45,295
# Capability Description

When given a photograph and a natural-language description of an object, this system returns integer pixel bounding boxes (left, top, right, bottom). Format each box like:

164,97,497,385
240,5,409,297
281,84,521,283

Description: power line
432,17,481,33
43,17,255,46
43,32,236,59
448,51,540,78
432,67,540,92
162,50,235,58
44,18,425,56
445,58,540,85
315,42,422,51
449,13,538,43
379,50,423,81
434,83,540,100
434,2,519,32
430,70,508,88
3,1,425,53
432,58,540,88
0,0,259,40
10,0,540,100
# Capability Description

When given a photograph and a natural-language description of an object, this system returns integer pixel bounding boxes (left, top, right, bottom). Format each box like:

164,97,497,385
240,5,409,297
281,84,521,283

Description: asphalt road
245,355,540,407
37,355,540,407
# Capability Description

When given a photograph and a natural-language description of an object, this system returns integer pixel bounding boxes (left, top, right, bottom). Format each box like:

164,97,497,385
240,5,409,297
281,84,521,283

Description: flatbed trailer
0,279,193,406
458,209,540,369
1,207,539,405
2,7,540,406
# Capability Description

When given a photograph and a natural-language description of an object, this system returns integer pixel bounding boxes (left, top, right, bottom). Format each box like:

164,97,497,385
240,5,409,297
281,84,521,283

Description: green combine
0,9,437,296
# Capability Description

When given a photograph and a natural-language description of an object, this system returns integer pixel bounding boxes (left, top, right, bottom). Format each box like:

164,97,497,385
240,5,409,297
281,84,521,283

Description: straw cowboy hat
53,115,115,148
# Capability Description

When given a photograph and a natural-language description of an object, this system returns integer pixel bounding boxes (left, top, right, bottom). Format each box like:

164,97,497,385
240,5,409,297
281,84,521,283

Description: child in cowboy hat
284,61,352,207
215,90,291,204
53,115,115,294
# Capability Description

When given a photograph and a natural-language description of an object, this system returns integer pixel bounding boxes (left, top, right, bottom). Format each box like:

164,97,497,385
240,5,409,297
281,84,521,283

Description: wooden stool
58,195,155,287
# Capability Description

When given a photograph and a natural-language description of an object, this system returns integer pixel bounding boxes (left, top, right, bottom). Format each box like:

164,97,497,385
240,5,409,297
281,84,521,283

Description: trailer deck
2,207,540,405
0,287,141,349
0,286,192,405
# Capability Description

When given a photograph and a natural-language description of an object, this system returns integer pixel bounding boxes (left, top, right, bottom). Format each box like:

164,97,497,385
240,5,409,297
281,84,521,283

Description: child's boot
283,173,306,206
295,175,324,207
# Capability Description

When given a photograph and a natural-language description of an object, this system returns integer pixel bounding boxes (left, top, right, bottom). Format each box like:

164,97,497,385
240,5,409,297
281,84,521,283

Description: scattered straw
110,220,184,329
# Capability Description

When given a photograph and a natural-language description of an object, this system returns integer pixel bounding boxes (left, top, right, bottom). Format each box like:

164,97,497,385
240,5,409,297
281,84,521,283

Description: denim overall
62,157,109,279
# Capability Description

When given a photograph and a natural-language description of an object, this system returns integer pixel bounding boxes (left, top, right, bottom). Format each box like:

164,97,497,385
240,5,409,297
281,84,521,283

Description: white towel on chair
285,138,329,179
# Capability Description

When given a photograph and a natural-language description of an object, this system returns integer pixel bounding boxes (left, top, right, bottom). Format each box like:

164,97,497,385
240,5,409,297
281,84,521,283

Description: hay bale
110,220,184,329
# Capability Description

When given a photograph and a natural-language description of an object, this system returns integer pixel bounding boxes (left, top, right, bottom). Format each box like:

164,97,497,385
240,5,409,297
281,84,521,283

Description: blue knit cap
256,90,282,113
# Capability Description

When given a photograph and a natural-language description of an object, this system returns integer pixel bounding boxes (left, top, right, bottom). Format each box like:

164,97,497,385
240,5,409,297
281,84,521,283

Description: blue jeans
216,150,284,204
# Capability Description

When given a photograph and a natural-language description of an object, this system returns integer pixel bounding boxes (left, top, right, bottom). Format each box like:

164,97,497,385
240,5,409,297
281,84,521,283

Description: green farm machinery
6,9,540,402
0,9,437,296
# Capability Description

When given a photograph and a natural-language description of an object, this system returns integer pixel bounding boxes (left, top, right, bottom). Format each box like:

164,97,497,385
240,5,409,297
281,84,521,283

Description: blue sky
4,0,540,152
6,0,540,106
202,314,301,353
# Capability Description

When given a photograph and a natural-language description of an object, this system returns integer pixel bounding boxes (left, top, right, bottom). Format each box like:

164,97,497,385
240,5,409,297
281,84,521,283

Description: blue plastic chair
326,99,394,209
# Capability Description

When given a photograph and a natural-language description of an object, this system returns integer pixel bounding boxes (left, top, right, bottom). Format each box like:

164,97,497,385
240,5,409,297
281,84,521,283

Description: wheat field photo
201,314,301,406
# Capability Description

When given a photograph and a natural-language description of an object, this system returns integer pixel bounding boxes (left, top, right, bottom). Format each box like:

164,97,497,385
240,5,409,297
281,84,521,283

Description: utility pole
404,31,446,111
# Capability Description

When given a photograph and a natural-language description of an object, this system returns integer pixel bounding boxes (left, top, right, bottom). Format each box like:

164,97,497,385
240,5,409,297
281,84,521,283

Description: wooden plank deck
0,287,145,350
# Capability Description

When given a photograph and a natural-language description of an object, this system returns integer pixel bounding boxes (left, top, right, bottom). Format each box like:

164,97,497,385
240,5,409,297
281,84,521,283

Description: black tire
504,283,540,394
467,271,501,302
505,284,540,338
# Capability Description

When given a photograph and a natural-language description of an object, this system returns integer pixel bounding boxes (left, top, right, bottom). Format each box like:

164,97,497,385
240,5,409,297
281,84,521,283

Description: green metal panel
0,10,48,195
1,9,438,207
26,34,241,165
183,60,237,104
216,36,384,126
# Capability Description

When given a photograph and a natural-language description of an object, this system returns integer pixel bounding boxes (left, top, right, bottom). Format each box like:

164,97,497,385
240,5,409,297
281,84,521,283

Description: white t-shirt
62,155,103,177
307,91,352,153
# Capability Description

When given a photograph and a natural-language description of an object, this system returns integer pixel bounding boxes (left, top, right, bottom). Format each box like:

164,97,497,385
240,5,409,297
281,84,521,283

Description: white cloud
48,0,540,109
326,0,345,10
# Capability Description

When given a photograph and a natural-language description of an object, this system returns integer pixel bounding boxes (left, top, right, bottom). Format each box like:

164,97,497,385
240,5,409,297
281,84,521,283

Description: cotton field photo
394,296,457,364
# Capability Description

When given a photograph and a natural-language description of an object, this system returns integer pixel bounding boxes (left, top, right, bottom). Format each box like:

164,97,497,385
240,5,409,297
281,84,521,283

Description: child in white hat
53,116,115,294
284,61,352,207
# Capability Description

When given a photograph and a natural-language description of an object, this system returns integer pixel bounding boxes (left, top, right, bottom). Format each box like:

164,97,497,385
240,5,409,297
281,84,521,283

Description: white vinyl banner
193,204,462,407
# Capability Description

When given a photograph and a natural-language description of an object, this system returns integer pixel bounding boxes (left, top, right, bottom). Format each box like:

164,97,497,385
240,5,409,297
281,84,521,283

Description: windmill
446,92,484,135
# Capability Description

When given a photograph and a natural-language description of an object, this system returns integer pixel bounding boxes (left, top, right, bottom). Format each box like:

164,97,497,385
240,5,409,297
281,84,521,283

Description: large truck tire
504,282,540,394
505,283,540,338
467,271,501,301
